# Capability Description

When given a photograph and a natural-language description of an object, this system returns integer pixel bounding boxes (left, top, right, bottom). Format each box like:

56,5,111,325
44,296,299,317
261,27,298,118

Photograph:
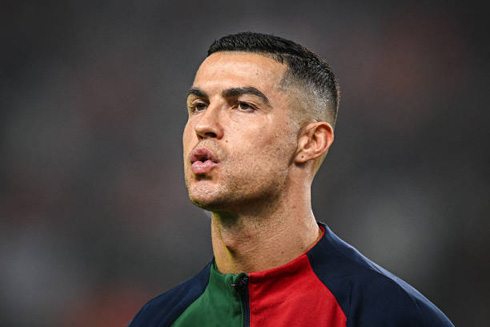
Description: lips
190,147,219,175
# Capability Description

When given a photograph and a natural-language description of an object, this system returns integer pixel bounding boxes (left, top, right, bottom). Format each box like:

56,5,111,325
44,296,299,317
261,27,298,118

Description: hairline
206,50,331,126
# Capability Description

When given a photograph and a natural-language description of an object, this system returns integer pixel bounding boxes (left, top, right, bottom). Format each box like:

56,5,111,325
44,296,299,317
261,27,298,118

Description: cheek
232,131,296,170
182,122,194,150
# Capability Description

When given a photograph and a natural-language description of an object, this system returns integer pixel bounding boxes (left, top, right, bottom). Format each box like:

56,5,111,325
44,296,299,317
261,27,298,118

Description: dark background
1,0,488,326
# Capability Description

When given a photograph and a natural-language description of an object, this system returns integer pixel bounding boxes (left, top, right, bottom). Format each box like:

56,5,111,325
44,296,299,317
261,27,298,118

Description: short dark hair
207,32,339,126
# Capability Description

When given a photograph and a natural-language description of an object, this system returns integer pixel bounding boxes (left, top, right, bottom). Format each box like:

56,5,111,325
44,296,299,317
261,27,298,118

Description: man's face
183,52,300,213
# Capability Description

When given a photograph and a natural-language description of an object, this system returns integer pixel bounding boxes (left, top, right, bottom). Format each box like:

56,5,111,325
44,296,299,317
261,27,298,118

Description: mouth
190,147,219,175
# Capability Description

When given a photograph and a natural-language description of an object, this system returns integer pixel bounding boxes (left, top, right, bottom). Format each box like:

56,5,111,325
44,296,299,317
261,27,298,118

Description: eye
236,102,255,112
189,101,208,113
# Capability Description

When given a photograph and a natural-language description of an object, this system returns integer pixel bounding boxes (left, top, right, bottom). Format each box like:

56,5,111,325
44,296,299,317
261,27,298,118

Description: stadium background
1,0,488,326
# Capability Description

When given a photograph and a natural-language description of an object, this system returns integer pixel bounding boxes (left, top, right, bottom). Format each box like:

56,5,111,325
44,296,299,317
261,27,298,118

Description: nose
194,105,224,139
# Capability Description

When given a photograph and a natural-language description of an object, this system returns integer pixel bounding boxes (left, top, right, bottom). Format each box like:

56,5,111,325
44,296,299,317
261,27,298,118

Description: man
129,32,453,326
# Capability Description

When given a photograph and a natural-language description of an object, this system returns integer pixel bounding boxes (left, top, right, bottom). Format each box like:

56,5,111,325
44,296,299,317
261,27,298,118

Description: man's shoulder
128,262,211,327
308,223,454,326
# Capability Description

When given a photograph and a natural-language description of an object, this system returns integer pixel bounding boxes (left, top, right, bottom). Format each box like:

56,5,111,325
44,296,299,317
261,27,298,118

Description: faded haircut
207,32,340,127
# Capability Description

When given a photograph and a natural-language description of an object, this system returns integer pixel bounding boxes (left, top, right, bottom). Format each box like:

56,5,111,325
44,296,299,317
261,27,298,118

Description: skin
183,52,334,274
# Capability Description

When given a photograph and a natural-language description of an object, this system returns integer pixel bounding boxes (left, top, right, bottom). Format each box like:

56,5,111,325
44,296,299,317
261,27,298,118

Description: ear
295,122,334,164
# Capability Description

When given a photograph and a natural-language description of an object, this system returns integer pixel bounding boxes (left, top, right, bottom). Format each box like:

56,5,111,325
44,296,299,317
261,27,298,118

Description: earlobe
295,122,334,164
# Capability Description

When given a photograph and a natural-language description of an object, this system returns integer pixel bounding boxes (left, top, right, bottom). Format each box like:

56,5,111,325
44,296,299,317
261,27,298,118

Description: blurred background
1,0,488,326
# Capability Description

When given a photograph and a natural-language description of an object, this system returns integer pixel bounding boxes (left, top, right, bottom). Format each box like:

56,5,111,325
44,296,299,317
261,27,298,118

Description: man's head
208,32,339,127
183,32,338,213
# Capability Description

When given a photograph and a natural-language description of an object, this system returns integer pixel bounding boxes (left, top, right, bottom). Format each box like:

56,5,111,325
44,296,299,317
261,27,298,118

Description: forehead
193,52,287,92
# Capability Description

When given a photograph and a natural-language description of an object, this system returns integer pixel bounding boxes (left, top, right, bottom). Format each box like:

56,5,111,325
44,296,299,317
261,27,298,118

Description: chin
189,196,226,212
188,187,241,213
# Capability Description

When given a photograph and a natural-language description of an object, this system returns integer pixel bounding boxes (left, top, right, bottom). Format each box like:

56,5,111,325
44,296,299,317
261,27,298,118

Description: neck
210,184,321,275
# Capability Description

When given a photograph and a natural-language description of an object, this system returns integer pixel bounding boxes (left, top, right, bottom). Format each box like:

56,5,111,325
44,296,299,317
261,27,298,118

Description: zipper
232,273,250,327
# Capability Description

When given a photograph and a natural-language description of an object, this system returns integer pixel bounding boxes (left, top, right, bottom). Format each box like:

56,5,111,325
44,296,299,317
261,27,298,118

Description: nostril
197,132,217,139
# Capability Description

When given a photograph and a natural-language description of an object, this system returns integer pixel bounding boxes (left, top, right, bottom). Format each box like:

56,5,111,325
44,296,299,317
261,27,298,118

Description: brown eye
237,102,255,112
192,102,207,112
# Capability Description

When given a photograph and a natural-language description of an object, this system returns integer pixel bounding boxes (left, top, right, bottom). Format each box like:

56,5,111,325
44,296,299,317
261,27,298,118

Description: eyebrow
187,86,270,105
187,87,208,99
222,87,270,105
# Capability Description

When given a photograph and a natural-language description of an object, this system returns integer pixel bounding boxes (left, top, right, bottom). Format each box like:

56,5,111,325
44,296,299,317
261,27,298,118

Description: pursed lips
190,147,219,175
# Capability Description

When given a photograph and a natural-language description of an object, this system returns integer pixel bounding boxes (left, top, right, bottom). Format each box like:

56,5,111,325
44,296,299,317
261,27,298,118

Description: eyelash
188,101,256,113
234,101,256,112
189,102,207,113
